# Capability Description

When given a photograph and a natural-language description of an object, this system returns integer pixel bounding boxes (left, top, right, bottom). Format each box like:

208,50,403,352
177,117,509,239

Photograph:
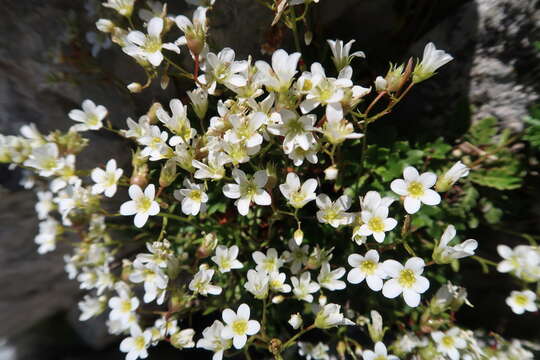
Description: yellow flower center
232,319,248,335
367,217,385,233
44,159,58,170
137,196,152,212
360,260,377,275
188,190,202,202
220,258,231,270
105,172,117,187
121,299,132,312
407,181,425,198
87,114,100,127
323,208,340,222
290,191,306,207
398,269,416,288
144,36,162,53
514,294,529,306
374,356,387,360
134,335,146,350
441,335,455,348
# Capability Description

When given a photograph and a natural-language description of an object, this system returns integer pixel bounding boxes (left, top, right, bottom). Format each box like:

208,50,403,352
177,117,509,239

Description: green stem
282,324,316,349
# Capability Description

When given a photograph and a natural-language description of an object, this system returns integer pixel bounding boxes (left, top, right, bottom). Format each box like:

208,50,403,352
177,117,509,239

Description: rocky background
0,0,539,359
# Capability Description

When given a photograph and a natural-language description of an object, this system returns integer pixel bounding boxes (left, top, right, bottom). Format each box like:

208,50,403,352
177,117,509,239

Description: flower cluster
0,0,536,359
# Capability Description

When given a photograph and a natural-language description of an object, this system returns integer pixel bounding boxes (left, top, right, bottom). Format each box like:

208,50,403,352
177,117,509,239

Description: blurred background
1,0,539,359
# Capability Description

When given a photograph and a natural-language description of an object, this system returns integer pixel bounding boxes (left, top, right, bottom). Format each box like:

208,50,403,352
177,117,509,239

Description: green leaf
466,117,498,145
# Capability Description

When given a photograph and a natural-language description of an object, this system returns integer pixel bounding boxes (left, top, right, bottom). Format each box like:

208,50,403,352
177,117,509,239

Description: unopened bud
197,233,218,258
367,310,386,343
170,329,195,349
288,313,303,329
146,102,162,124
187,88,208,120
324,165,339,181
318,294,327,306
272,295,285,304
435,161,470,192
375,76,387,92
159,159,177,188
293,228,304,245
304,30,313,45
127,82,142,93
96,19,114,33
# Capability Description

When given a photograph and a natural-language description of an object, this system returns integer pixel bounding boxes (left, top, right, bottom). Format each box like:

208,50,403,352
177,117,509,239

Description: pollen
189,190,202,202
367,217,385,233
360,260,377,275
232,319,248,335
137,196,152,212
398,269,416,288
441,335,455,348
407,181,425,198
514,294,529,306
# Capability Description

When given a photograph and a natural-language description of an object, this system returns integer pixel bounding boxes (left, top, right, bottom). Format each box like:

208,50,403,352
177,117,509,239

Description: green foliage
524,105,540,148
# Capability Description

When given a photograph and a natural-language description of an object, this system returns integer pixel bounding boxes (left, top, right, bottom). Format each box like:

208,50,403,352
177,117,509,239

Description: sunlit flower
173,179,208,216
223,169,271,216
221,304,260,349
279,172,318,209
413,42,453,83
91,159,123,197
382,257,430,307
119,184,160,228
362,342,399,360
212,245,243,273
506,290,537,315
316,194,353,228
69,99,108,131
390,166,441,214
347,250,387,291
431,327,467,360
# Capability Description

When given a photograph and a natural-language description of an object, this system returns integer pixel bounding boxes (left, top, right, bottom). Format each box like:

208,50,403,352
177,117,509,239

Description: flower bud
430,282,471,314
272,295,285,304
196,233,218,258
96,19,114,33
293,228,304,246
318,294,327,306
187,88,208,120
159,159,177,188
324,165,339,181
435,161,470,192
304,30,313,45
288,313,303,329
146,102,163,124
265,163,278,189
375,76,387,92
268,338,283,356
127,82,142,93
367,310,386,343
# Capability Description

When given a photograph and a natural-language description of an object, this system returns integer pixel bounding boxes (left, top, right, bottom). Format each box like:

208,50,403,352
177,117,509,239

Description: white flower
282,238,309,274
174,6,208,50
314,303,354,329
69,99,108,131
244,269,269,299
298,342,331,360
316,194,353,228
35,217,60,254
255,49,301,92
436,161,469,192
120,184,160,228
211,245,243,273
156,99,196,146
347,250,388,291
327,39,365,71
390,166,441,214
128,259,168,304
317,262,346,291
279,172,318,209
35,191,54,220
252,248,283,273
360,191,395,212
119,326,152,360
382,257,430,307
91,159,123,197
24,143,61,177
321,117,363,145
108,287,139,325
189,267,222,296
288,313,303,329
268,271,292,293
223,169,271,216
123,17,180,67
193,151,230,180
202,48,248,90
78,295,106,321
355,204,397,243
362,342,399,360
173,179,208,216
413,42,453,83
226,112,265,147
431,327,467,360
221,303,261,349
170,328,196,349
197,320,232,360
124,115,151,139
138,125,172,160
496,245,540,281
506,290,537,314
434,225,478,263
291,272,320,303
299,63,353,121
103,0,135,17
267,109,316,151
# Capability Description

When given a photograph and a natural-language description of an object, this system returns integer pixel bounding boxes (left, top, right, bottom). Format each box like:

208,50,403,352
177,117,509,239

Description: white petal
222,309,236,324
366,276,383,291
390,179,408,196
120,201,137,215
223,184,241,199
404,197,421,214
419,172,437,188
253,190,271,206
246,320,260,335
233,334,247,349
382,279,402,298
382,260,402,277
420,189,441,206
403,289,421,307
403,166,419,181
